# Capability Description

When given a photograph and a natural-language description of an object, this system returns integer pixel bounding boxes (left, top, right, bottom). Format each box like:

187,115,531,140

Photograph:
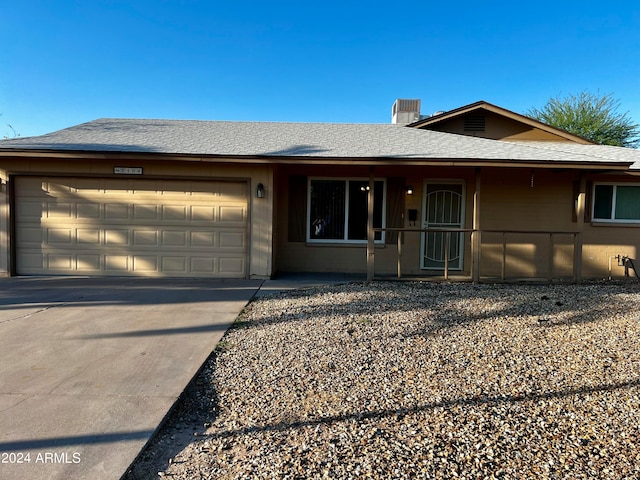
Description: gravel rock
126,282,640,479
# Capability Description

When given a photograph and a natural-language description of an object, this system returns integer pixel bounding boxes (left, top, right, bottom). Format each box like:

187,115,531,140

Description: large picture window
593,183,640,222
308,179,385,242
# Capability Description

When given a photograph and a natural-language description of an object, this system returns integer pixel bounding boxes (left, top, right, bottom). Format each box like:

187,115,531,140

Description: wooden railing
369,228,581,283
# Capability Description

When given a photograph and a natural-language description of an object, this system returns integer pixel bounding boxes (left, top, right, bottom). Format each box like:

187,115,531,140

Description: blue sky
2,1,639,138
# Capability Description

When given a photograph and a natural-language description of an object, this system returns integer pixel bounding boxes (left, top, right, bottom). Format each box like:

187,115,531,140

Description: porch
275,164,598,281
368,227,582,284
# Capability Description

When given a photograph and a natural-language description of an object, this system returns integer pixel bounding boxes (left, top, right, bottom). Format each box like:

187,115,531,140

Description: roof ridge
89,118,402,127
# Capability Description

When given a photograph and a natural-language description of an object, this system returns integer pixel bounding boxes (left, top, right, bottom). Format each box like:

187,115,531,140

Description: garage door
15,177,248,277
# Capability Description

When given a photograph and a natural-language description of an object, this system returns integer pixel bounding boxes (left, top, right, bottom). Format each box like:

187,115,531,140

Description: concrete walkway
0,277,262,480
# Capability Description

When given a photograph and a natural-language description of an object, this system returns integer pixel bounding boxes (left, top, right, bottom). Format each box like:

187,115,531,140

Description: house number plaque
114,167,143,175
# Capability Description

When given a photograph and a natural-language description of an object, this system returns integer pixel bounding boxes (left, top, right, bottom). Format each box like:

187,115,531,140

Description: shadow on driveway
0,277,262,480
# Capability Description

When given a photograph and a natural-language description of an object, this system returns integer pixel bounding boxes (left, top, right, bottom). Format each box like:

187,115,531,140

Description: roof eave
0,148,632,170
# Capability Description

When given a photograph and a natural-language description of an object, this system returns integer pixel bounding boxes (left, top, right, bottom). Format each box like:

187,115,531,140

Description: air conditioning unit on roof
391,99,421,124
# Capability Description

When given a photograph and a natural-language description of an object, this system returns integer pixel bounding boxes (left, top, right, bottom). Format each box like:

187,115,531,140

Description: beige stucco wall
478,168,576,279
453,169,640,280
582,205,640,279
276,165,640,280
2,155,638,281
276,165,478,277
0,156,274,278
482,170,640,279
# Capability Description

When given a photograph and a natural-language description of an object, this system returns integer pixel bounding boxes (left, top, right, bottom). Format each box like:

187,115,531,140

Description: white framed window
307,178,386,243
592,183,640,223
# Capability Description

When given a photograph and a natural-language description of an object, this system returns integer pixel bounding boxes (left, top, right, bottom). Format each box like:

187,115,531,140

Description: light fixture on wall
406,186,414,195
256,183,265,198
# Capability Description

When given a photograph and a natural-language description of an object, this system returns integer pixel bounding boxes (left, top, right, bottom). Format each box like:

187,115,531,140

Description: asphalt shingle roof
0,118,637,168
510,141,640,170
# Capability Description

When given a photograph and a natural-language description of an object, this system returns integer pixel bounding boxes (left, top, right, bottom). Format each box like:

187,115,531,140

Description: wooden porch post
548,233,554,283
573,172,586,283
397,231,402,279
471,167,481,283
366,167,375,284
501,232,507,281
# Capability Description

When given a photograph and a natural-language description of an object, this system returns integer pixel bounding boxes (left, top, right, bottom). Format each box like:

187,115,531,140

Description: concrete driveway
0,277,262,480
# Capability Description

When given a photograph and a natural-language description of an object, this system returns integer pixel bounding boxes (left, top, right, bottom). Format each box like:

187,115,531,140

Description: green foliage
526,91,640,148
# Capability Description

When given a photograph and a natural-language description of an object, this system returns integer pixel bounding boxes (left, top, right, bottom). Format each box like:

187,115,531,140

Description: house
0,99,639,282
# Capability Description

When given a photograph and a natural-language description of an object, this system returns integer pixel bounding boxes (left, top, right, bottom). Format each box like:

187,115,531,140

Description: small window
593,183,640,222
308,179,385,242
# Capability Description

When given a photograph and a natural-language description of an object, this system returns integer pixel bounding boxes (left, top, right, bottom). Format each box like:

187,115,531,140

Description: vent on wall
464,115,486,132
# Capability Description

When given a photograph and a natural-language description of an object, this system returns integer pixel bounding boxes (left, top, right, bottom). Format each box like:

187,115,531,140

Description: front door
421,181,465,270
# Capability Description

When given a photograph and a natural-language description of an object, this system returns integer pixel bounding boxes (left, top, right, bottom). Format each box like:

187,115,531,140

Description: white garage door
15,177,248,277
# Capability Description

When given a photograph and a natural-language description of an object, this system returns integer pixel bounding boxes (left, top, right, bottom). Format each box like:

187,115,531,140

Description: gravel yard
126,282,640,479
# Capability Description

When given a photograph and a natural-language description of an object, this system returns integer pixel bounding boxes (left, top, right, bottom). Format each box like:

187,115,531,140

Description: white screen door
421,182,465,270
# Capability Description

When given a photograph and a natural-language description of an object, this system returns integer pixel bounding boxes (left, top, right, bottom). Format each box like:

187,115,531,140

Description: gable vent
464,115,486,132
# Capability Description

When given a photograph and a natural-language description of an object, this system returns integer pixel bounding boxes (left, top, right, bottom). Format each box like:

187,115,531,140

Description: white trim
306,177,387,244
420,179,466,270
592,182,640,224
